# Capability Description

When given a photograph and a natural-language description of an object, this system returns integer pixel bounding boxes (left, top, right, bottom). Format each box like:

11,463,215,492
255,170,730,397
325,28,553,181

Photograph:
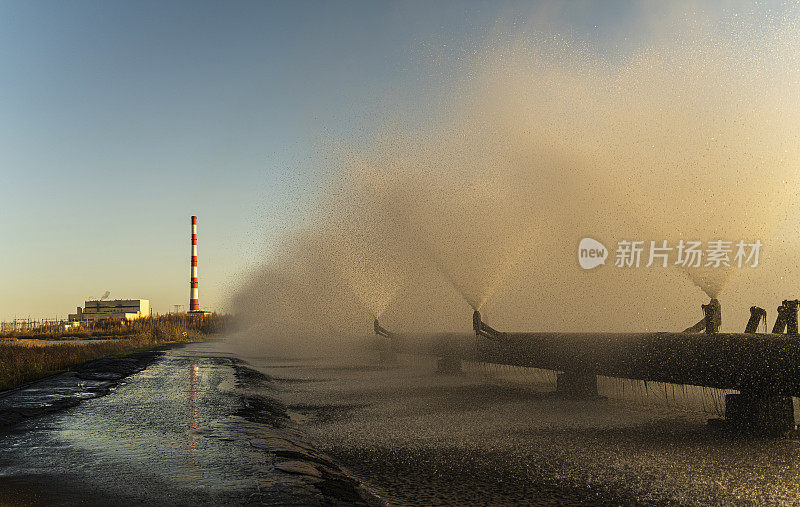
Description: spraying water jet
232,9,800,436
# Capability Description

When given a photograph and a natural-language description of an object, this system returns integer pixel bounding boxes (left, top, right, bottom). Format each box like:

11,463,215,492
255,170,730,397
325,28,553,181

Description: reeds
0,314,225,391
0,313,225,340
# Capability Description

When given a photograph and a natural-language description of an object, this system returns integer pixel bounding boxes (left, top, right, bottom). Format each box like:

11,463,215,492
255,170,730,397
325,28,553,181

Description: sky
0,0,781,320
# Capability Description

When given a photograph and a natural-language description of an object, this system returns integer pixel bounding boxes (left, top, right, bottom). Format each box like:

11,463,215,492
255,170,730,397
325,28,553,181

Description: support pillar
724,392,795,436
556,371,598,398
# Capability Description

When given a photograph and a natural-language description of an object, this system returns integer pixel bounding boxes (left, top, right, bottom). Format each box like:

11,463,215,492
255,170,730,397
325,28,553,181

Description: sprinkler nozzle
473,310,504,341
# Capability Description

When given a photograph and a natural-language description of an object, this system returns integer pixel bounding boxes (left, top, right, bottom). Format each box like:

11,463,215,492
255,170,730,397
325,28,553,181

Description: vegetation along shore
0,314,224,391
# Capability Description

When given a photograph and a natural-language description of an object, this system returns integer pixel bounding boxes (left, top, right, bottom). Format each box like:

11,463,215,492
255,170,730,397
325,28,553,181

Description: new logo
578,238,608,269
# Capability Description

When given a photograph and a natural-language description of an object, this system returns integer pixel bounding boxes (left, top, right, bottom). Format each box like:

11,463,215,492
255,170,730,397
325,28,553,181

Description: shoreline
0,342,381,506
0,336,208,391
0,348,166,431
231,359,382,505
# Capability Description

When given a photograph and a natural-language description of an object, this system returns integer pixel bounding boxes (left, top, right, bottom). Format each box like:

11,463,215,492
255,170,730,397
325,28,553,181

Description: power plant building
68,299,150,322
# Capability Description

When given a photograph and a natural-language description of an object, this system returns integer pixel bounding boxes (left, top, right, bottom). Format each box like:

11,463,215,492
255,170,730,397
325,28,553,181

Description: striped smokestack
189,215,199,312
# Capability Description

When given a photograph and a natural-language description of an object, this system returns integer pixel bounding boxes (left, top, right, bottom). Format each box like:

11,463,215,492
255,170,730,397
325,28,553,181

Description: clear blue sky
0,0,751,319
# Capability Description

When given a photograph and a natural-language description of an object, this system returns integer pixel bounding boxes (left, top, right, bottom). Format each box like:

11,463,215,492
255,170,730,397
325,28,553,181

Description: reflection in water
0,345,299,503
182,363,200,478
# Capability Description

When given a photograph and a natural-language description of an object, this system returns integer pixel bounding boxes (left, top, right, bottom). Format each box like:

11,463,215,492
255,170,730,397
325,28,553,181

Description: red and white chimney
189,215,199,312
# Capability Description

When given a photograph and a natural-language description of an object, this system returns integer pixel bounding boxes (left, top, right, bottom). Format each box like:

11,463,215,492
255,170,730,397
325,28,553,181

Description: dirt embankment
232,360,383,506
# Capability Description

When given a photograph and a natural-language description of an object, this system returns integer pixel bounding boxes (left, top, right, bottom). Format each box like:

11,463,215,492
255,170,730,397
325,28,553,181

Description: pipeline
383,304,800,397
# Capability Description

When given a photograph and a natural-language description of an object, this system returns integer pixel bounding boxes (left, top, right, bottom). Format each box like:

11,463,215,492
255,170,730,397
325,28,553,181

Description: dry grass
0,315,225,391
0,313,225,340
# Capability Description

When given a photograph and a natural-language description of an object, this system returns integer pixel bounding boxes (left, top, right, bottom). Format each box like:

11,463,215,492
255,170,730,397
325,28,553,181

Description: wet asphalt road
5,340,800,505
0,343,369,506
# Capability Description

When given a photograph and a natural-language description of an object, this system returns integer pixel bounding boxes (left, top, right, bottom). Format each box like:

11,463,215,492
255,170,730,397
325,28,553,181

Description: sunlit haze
4,1,800,332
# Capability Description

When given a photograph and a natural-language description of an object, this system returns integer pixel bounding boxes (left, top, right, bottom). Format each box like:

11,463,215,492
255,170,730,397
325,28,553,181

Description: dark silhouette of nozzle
773,300,800,336
473,310,504,341
374,318,393,339
745,306,767,333
684,298,721,334
702,299,721,334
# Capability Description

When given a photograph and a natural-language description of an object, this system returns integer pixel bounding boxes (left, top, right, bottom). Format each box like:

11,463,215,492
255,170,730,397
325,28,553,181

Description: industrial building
68,299,150,322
